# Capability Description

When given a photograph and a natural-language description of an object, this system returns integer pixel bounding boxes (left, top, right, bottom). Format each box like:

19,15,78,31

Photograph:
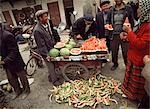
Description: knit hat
83,14,94,22
100,0,110,7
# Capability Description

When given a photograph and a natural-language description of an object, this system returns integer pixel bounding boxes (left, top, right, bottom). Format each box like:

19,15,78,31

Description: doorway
63,0,74,29
47,2,61,26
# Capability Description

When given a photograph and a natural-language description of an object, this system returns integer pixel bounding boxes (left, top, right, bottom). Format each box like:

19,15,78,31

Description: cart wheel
25,57,37,76
62,62,90,82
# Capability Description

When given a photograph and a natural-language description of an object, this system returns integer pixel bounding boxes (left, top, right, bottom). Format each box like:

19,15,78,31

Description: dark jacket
33,20,59,58
70,17,97,40
0,30,25,73
106,4,134,30
96,12,105,38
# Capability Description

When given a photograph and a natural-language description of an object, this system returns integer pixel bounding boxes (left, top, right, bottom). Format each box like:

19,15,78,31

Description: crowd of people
0,0,150,108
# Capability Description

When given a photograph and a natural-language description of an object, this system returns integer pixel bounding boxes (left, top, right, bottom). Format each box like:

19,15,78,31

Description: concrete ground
0,34,138,109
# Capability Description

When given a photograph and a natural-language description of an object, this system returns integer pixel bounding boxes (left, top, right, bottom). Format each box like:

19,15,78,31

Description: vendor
70,14,97,40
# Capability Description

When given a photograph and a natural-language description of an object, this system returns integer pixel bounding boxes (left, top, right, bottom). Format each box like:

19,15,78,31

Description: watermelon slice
105,24,113,30
123,17,131,27
70,48,81,55
54,42,65,49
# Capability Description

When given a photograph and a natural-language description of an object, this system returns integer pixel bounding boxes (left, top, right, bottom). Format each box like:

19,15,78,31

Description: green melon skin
60,48,70,56
49,48,60,57
65,44,73,50
69,41,76,47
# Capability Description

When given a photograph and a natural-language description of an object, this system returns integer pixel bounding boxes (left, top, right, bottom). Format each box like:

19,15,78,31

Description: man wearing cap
70,14,97,40
96,0,111,52
33,10,61,86
106,0,134,71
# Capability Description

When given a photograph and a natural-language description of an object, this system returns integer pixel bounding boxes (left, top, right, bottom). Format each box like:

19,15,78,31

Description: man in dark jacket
70,14,97,40
96,0,111,52
0,22,30,100
106,0,134,70
33,10,61,86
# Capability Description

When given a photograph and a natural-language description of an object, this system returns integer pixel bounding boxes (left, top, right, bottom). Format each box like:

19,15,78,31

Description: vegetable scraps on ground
49,74,123,108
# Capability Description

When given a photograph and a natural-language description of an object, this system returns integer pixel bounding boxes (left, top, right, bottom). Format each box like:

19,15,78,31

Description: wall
0,0,66,26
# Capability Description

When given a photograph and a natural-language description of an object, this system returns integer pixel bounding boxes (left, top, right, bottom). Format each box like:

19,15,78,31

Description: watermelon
49,48,60,57
69,41,76,47
60,48,70,56
54,42,65,49
70,38,75,42
70,48,81,55
65,44,73,50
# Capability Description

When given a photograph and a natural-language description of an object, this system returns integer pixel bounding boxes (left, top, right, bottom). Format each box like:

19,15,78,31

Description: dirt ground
0,51,138,109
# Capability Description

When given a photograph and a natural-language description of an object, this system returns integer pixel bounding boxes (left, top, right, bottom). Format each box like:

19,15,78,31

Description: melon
69,41,76,47
70,48,81,55
49,48,60,57
60,48,70,56
54,42,65,49
65,44,73,50
70,38,75,42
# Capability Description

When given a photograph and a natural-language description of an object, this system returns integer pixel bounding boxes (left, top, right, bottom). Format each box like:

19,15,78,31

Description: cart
49,51,109,82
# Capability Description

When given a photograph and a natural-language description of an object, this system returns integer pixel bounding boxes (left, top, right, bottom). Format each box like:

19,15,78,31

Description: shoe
20,91,30,100
111,64,118,71
53,81,62,86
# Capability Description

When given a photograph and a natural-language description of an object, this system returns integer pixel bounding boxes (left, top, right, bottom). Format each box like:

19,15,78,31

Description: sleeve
3,34,19,65
128,27,150,49
70,21,80,37
88,22,97,37
34,30,48,58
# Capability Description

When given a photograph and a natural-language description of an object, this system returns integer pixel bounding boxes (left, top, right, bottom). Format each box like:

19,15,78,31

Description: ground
0,36,138,109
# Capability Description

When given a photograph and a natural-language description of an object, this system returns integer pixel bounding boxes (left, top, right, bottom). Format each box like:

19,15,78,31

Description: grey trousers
44,59,58,83
6,69,30,94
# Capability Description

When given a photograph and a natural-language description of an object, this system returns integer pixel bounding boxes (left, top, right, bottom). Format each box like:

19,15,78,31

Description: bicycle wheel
25,57,38,76
62,62,90,82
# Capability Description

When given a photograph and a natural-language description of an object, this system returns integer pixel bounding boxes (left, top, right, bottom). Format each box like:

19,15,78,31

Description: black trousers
6,69,30,94
111,35,129,65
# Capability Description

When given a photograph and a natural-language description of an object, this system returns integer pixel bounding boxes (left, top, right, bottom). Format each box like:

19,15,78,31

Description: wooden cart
49,51,109,82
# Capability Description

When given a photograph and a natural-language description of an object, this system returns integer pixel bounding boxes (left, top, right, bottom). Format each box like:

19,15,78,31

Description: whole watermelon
65,44,73,50
69,41,76,47
49,48,59,57
60,48,70,56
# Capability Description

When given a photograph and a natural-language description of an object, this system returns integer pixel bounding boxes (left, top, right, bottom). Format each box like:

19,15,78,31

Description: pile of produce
80,37,107,52
49,75,123,108
49,38,78,57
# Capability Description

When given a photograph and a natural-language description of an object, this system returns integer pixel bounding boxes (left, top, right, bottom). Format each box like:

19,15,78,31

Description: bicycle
24,35,44,76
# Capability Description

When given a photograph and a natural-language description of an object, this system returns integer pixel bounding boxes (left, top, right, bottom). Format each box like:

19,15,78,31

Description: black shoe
53,80,62,86
111,64,118,71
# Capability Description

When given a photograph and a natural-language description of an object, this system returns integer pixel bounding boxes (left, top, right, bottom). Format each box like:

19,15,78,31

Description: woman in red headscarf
120,0,150,102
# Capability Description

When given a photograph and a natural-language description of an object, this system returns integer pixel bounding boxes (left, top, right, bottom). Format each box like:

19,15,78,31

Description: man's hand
0,61,5,65
76,35,82,39
120,32,128,41
46,56,51,62
143,55,150,64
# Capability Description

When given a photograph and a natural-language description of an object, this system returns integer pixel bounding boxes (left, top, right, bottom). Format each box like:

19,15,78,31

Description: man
96,0,111,52
106,0,134,70
70,14,97,40
0,22,30,99
33,10,60,86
